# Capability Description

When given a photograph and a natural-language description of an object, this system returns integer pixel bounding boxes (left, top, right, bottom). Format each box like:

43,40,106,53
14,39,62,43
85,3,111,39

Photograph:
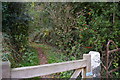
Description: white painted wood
83,54,91,72
2,61,11,78
83,54,92,78
70,68,82,78
11,59,87,78
82,67,86,78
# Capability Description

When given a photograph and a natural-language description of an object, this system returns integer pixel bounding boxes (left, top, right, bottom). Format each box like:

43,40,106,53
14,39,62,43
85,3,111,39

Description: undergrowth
31,42,75,78
2,46,39,68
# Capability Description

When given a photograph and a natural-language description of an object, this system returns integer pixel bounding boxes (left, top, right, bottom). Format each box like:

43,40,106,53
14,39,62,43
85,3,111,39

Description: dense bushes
29,2,120,77
31,2,120,59
2,2,34,65
2,2,41,67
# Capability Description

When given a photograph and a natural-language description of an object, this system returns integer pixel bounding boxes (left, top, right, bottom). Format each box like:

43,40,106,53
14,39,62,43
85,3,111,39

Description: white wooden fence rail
2,54,93,79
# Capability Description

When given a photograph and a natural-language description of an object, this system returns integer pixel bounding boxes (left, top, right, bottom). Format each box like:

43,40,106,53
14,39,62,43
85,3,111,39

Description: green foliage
2,47,39,68
60,70,74,78
18,48,39,67
33,2,120,56
2,2,32,62
29,2,120,77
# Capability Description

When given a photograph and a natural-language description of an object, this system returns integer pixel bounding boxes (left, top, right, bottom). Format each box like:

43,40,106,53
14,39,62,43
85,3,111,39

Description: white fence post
83,54,92,78
89,51,101,78
2,61,11,78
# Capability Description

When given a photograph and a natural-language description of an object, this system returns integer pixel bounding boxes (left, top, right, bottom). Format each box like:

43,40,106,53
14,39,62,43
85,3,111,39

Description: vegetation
2,2,30,62
2,2,120,78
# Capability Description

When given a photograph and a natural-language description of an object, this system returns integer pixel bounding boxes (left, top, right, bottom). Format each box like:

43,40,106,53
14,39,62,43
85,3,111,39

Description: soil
36,47,48,64
35,45,54,78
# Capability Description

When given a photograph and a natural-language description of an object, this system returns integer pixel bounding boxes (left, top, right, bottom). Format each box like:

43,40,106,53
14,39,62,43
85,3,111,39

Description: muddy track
35,46,54,78
36,47,48,64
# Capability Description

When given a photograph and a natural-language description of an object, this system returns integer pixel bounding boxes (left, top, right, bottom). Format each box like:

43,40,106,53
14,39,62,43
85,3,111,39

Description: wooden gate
2,54,93,79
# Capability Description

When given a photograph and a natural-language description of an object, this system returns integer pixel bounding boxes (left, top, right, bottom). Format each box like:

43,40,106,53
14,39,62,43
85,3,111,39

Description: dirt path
35,46,55,78
35,47,49,78
31,43,56,78
36,47,48,64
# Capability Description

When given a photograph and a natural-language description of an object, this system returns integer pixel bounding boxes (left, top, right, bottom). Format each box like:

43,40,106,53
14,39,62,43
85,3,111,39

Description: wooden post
82,67,86,78
70,68,82,78
83,54,92,78
2,61,11,78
